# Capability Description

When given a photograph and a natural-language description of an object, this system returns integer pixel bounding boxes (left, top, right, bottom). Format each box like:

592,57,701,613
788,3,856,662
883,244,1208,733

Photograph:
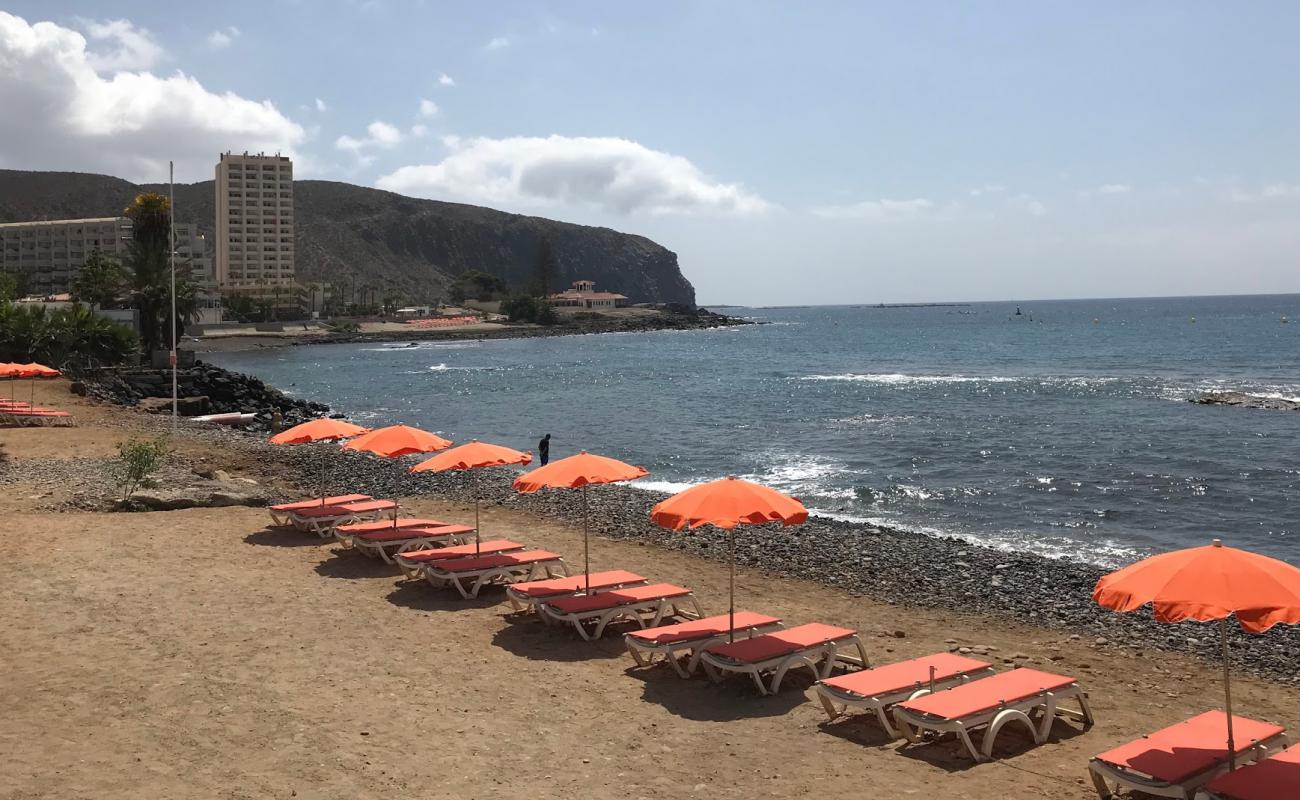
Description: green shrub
500,294,558,325
115,437,169,503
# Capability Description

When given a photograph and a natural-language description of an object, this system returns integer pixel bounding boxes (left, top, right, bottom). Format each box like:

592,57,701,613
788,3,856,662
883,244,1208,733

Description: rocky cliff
0,169,696,305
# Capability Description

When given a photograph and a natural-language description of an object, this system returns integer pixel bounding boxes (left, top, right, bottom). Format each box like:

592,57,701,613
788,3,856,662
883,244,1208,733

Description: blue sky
3,2,1300,304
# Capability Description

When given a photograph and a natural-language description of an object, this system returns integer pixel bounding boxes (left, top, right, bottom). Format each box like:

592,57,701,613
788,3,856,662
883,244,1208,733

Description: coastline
7,378,1300,799
30,374,1300,685
190,308,750,353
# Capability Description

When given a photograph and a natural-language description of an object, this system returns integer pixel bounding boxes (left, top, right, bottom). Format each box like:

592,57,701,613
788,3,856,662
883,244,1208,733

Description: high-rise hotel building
214,152,295,290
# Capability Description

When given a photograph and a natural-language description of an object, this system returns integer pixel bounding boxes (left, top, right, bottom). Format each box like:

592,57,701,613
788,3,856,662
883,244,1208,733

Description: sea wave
797,372,1120,387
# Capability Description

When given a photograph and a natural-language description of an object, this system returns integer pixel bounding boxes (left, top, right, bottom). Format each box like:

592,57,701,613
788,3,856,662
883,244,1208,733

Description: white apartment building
214,152,295,291
0,217,132,295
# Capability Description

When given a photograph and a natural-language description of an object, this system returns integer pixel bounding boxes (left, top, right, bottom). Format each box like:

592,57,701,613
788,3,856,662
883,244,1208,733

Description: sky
2,2,1300,305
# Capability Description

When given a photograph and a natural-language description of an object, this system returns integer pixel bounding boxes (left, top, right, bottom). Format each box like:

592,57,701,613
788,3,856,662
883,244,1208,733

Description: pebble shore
21,406,1296,687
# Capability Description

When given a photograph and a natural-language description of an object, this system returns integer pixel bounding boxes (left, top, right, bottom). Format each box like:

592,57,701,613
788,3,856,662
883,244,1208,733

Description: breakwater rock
1190,391,1300,411
82,363,329,429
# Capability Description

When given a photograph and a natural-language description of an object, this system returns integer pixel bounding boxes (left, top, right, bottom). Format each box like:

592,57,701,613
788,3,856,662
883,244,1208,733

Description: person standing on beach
538,433,550,466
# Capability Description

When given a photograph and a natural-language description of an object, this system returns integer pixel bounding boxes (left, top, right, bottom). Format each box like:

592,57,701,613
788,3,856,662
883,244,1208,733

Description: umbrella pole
1222,616,1237,770
582,483,591,594
728,528,736,644
319,445,326,505
474,471,481,555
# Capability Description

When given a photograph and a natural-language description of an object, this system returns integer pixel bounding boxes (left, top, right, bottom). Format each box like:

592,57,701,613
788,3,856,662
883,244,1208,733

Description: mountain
0,169,696,305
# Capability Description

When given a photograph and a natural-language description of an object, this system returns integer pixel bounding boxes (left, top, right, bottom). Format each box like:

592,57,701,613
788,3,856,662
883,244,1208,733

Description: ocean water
209,295,1300,566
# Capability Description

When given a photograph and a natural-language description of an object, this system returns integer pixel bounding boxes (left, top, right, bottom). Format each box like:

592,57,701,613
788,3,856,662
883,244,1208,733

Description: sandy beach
3,381,1300,799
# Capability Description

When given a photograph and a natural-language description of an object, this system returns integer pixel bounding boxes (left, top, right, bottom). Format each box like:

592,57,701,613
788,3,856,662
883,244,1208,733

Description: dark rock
1190,391,1300,411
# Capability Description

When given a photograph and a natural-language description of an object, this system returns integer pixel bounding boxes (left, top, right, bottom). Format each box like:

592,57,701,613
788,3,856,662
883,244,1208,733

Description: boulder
1190,391,1300,411
126,482,269,511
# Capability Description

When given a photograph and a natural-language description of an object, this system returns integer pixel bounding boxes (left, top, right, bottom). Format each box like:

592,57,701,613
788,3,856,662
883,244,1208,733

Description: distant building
0,216,132,294
214,152,295,292
548,279,629,309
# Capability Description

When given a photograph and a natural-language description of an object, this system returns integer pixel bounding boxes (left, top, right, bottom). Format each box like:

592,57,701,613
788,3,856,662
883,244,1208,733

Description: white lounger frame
395,544,523,580
893,682,1095,762
625,620,786,678
268,496,370,527
424,556,569,599
815,665,998,737
289,505,397,537
505,576,647,613
343,530,473,564
1089,733,1288,800
697,633,870,696
539,591,704,641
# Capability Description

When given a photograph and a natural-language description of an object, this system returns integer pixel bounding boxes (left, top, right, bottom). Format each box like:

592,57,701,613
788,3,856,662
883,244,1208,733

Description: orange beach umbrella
343,424,453,528
343,424,453,458
411,440,532,553
514,451,648,592
269,418,371,504
651,476,808,640
1094,539,1300,768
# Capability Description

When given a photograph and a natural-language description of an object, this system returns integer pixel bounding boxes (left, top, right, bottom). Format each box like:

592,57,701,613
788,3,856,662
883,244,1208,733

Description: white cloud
410,124,428,137
0,12,303,182
335,120,402,165
78,18,163,71
812,197,933,221
438,72,455,87
1096,183,1131,195
207,26,240,49
486,36,510,50
1010,193,1048,216
968,184,1006,197
314,97,328,112
1230,183,1300,203
418,98,438,118
377,134,770,216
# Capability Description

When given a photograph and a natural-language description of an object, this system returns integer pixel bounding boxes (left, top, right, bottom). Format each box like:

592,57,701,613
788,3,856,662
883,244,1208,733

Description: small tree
529,238,559,297
70,249,127,309
114,437,169,503
500,293,559,325
0,271,18,303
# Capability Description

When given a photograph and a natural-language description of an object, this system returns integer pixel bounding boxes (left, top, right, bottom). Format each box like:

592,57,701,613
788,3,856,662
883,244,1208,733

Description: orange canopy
17,363,60,378
411,440,532,473
513,451,647,492
1094,539,1300,633
269,418,370,445
342,424,452,458
0,363,28,377
650,476,808,531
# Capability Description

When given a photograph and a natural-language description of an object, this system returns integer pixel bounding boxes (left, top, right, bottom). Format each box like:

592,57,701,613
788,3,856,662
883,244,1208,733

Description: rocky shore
54,410,1298,687
79,362,330,430
194,307,748,353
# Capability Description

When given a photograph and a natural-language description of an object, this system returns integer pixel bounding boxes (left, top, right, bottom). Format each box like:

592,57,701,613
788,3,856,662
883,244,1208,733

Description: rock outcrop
1189,391,1300,411
84,362,328,428
0,169,697,305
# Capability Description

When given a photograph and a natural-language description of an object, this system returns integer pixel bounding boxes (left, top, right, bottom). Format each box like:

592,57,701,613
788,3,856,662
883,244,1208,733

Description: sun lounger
892,667,1093,762
286,499,399,536
505,570,648,612
1088,711,1287,799
333,518,448,537
268,494,371,526
697,623,869,695
815,652,997,735
625,611,783,677
422,550,568,598
343,524,476,563
1196,743,1300,800
539,583,703,641
394,539,526,580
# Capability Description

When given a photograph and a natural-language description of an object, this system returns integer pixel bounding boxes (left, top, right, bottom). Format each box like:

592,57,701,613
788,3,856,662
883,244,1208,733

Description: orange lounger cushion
705,623,857,664
398,540,524,563
897,668,1078,721
1203,745,1300,799
352,524,474,543
272,494,370,511
510,570,646,599
1094,711,1286,786
626,611,780,646
294,500,396,518
336,518,445,534
547,583,692,615
432,550,561,574
820,652,993,699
